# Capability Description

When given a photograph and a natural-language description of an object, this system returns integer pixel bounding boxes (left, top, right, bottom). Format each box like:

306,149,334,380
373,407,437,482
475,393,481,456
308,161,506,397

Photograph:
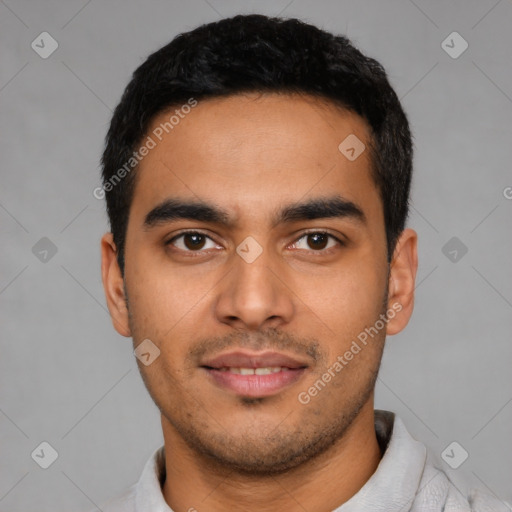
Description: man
97,14,504,512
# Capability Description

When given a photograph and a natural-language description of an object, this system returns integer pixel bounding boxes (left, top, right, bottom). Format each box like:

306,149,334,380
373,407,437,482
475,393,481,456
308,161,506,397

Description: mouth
200,350,309,398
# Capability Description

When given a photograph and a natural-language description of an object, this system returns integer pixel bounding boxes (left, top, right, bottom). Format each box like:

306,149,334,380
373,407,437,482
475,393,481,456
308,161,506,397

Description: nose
213,249,295,331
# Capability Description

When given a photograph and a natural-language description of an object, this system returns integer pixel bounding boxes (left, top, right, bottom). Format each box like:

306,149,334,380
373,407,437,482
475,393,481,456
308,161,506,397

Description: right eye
166,231,222,252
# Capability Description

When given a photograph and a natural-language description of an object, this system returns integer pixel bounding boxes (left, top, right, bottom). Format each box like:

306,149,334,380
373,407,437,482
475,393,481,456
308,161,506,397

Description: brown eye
167,232,219,252
307,233,329,250
183,233,206,250
292,232,341,252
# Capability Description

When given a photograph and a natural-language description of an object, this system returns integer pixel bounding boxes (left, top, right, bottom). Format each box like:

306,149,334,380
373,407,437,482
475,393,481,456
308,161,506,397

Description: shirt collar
135,443,172,512
335,410,427,511
134,410,427,512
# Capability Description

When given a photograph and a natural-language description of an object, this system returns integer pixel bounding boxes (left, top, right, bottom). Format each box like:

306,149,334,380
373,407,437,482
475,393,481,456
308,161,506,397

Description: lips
200,350,309,398
202,351,308,370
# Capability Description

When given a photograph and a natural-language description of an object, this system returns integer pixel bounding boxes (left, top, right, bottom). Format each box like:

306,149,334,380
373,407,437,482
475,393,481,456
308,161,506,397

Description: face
102,92,417,475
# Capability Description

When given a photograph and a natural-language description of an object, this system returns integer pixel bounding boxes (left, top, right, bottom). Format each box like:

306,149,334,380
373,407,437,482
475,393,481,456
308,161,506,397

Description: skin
101,92,418,512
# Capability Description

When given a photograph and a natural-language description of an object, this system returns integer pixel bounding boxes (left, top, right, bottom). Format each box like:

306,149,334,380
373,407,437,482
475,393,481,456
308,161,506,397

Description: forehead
130,93,381,227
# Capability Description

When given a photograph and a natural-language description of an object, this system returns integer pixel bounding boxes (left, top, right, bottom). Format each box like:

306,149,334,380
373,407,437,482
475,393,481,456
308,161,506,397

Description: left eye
291,232,341,251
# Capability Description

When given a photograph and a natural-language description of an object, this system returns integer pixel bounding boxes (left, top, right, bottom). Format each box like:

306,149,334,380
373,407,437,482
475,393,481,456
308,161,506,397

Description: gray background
1,0,511,510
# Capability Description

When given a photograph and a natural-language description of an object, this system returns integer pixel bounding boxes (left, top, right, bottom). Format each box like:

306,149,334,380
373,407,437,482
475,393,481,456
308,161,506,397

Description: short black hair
101,14,413,275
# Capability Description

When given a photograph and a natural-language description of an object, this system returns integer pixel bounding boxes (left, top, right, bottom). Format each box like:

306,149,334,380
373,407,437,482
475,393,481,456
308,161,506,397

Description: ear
101,233,131,337
386,228,418,336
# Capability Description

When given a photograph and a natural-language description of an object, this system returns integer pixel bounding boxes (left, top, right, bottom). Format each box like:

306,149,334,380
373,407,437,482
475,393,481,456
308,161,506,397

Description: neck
161,401,382,512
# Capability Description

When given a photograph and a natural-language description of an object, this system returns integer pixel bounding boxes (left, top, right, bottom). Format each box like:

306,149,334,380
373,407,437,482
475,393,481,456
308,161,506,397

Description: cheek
125,253,207,339
298,257,385,322
291,255,387,358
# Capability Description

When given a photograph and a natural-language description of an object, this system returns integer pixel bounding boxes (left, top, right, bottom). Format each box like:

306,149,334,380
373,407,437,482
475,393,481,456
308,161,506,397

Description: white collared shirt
95,410,508,511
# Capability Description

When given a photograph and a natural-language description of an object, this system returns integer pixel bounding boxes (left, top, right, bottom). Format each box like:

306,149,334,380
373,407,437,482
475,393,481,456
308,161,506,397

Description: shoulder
468,488,511,512
85,483,137,512
417,464,510,512
85,445,168,512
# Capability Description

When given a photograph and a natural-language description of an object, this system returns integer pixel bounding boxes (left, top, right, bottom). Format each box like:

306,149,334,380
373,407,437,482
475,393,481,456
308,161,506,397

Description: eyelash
165,230,345,255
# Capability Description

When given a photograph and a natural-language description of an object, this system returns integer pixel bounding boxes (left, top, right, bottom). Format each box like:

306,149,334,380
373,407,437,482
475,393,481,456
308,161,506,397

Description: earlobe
386,228,418,336
100,233,131,337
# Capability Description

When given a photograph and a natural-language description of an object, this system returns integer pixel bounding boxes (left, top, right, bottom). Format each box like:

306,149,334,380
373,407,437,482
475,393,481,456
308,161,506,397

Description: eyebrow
143,195,366,230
